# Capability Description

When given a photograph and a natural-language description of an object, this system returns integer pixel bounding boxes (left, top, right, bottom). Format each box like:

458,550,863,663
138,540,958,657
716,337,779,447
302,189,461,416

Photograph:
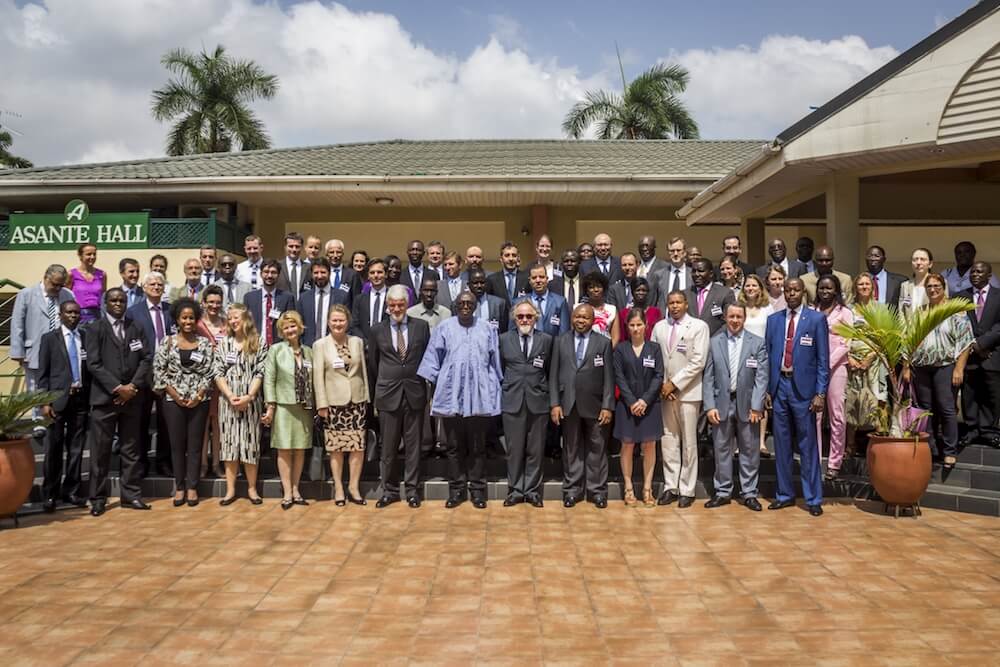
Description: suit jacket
369,317,430,411
312,334,369,407
263,341,313,405
608,278,661,312
454,294,509,333
400,264,441,292
650,315,710,402
518,291,570,337
960,287,1000,371
328,264,362,302
435,276,467,309
84,316,152,406
169,282,204,303
243,289,296,342
756,259,807,280
801,270,854,306
685,284,736,336
126,299,175,351
274,258,311,299
212,278,251,309
549,331,615,419
871,270,907,308
764,307,830,399
548,274,585,310
637,257,669,280
581,256,624,285
499,330,553,415
612,340,663,409
37,327,92,411
10,283,76,369
296,286,351,346
350,289,390,340
702,330,768,421
486,269,530,305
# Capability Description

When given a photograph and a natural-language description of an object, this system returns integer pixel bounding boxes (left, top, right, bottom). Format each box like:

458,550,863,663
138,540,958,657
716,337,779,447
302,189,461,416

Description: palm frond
0,391,61,439
561,90,623,138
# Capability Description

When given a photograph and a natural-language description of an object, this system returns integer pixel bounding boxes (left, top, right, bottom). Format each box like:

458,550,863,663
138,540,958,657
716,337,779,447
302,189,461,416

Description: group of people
10,229,999,517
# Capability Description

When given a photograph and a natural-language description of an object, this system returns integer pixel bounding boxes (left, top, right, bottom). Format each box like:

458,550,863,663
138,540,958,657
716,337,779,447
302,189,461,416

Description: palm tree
0,130,32,169
563,55,698,140
151,45,278,156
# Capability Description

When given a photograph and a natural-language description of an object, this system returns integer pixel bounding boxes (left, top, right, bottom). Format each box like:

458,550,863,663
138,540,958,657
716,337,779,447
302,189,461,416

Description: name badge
214,334,224,343
594,355,604,367
488,320,499,328
170,325,178,335
190,351,204,363
226,352,238,365
677,342,687,353
332,358,346,369
302,360,312,369
80,349,88,360
800,336,813,347
642,356,655,368
532,356,545,369
268,308,282,320
339,284,350,293
550,315,560,326
902,297,912,307
128,339,143,352
854,316,865,325
711,305,722,316
746,358,758,369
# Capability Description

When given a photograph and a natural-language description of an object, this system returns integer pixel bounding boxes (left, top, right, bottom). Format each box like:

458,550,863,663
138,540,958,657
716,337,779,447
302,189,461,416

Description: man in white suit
650,289,709,507
703,303,769,511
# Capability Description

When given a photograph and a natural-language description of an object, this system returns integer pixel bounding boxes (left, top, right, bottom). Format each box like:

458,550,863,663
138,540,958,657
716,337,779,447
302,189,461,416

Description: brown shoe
643,488,655,506
624,487,637,506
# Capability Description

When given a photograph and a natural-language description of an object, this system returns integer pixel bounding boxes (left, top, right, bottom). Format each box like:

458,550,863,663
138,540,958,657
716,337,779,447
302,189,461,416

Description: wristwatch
816,393,826,400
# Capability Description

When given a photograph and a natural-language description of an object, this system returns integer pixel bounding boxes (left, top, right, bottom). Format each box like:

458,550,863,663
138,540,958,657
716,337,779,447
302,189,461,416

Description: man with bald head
581,232,623,284
550,303,615,508
800,245,853,305
757,238,806,280
325,238,361,302
461,245,489,282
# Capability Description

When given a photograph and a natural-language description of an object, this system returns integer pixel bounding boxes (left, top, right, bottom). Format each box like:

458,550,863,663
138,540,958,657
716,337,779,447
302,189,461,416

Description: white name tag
170,325,178,335
190,351,204,363
902,297,912,307
642,356,655,368
80,349,88,360
711,305,722,316
339,284,350,292
800,336,813,347
746,358,758,369
550,316,560,326
488,320,499,328
677,343,687,353
552,268,563,277
302,360,312,369
214,334,224,343
226,352,238,364
332,358,345,369
532,356,545,368
128,340,143,352
268,308,282,320
594,355,604,367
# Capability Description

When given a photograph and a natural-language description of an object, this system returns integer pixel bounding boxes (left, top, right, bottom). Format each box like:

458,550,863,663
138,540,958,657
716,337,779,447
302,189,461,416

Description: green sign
9,201,149,249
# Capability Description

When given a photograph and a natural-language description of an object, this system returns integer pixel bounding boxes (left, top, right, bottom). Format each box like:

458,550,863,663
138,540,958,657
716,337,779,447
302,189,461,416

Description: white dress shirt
62,325,83,387
236,259,263,287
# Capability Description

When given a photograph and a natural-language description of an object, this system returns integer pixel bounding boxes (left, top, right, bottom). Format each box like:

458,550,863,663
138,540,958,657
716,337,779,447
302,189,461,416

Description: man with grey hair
325,238,361,301
11,264,76,430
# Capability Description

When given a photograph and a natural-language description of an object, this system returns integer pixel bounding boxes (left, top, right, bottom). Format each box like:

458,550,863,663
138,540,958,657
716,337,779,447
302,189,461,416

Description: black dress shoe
430,443,447,459
592,495,607,509
563,497,577,508
527,495,543,508
808,504,824,517
90,501,106,517
407,497,421,508
503,496,522,507
768,499,795,511
472,497,487,509
743,497,763,512
677,496,695,508
445,495,465,508
125,499,152,510
187,498,199,507
219,496,238,506
704,496,731,508
657,490,679,506
42,499,56,513
63,495,87,508
375,496,399,508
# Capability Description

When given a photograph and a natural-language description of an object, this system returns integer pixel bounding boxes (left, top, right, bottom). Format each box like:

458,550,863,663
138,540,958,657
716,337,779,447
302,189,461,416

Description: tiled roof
0,139,764,181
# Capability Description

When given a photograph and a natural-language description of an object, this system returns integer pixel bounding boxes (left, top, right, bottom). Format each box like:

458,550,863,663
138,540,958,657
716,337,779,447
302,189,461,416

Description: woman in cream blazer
313,304,370,506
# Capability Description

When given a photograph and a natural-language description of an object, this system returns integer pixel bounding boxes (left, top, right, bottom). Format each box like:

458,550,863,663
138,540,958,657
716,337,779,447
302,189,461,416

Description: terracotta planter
0,438,35,516
866,434,932,506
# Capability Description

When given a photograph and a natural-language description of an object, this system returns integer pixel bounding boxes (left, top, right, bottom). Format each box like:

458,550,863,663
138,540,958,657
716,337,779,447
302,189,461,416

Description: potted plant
0,390,60,518
834,298,974,515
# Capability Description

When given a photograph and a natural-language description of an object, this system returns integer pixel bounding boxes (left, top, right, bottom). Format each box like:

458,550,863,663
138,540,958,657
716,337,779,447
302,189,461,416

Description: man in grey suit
757,238,806,280
213,254,251,308
686,259,735,336
550,304,615,508
500,300,553,507
436,251,466,309
636,235,669,281
10,264,76,428
703,303,769,511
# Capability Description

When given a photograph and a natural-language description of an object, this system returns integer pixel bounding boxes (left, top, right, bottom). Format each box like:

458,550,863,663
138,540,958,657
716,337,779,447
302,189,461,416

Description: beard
516,322,534,336
390,311,406,324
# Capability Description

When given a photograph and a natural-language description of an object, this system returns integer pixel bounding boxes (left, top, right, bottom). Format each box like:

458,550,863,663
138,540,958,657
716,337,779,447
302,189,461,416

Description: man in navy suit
244,259,295,347
486,242,529,306
400,240,441,293
297,258,349,346
581,233,624,285
325,239,362,303
764,278,829,517
521,263,570,337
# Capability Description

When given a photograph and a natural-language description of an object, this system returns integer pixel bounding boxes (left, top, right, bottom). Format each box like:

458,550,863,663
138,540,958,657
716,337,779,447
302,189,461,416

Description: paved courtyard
1,499,999,666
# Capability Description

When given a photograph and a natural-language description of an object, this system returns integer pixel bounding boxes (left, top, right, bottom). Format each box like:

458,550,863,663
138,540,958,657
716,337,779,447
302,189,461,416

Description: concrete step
919,484,1000,517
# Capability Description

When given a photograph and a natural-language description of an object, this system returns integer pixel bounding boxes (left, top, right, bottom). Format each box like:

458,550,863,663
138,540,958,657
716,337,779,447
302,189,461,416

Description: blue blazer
127,298,175,345
516,292,570,337
296,287,350,346
244,289,296,341
764,307,830,400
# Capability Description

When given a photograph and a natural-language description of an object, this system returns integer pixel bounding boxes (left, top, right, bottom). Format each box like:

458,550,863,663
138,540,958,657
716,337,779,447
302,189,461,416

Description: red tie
783,310,796,368
265,293,274,347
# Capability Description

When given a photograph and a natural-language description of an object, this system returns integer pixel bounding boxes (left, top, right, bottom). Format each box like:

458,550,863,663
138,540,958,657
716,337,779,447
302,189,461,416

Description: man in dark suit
550,304,615,508
168,258,205,303
117,258,144,309
686,258,735,335
325,238,362,303
717,235,754,279
548,249,584,311
486,242,529,305
522,263,570,337
400,240,441,293
465,267,509,333
960,262,1000,447
436,251,466,310
756,238,806,280
865,245,907,307
297,259,349,346
703,303,769,511
636,235,669,281
127,271,174,477
350,258,389,340
275,232,310,300
372,285,431,508
581,233,624,285
500,300,553,507
764,278,829,517
85,288,153,516
36,301,91,511
245,259,295,348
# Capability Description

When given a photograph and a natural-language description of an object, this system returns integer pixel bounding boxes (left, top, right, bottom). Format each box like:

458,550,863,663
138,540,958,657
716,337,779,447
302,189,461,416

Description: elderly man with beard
499,300,553,507
418,291,504,509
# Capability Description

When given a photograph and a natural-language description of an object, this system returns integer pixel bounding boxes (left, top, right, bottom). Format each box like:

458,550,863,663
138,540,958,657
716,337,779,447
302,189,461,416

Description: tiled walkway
1,499,999,666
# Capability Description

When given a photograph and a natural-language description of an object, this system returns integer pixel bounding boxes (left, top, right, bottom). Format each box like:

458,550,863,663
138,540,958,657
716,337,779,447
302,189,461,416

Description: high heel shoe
624,488,637,506
281,499,293,510
173,496,185,507
347,490,367,506
334,498,346,507
643,488,655,506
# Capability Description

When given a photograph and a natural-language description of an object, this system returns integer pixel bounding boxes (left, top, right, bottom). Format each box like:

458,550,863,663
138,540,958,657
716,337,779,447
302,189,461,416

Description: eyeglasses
925,284,944,291
514,314,535,321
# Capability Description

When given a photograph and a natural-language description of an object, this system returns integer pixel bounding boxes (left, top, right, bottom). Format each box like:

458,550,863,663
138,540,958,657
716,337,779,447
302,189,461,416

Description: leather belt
780,370,794,378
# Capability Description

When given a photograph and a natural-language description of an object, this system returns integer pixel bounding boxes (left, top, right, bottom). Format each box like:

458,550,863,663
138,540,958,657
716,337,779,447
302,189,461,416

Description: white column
825,174,861,275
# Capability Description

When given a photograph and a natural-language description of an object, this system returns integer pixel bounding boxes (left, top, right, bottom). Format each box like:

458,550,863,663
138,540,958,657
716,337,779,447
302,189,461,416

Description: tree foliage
0,130,32,169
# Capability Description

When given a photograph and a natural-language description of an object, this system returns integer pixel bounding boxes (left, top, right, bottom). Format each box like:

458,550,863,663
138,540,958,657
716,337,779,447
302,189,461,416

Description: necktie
575,335,585,368
396,323,407,360
334,268,341,289
290,262,299,297
203,271,213,285
601,260,608,275
226,282,234,303
47,297,58,330
450,280,460,300
251,265,258,288
625,283,633,307
728,336,739,392
189,284,197,299
68,331,80,385
152,304,165,343
316,290,326,338
265,293,274,347
976,290,986,319
873,276,880,302
638,263,647,278
535,295,544,325
783,310,796,368
506,272,515,300
373,291,382,325
668,319,677,351
114,320,124,341
671,269,680,293
413,267,421,287
567,278,576,307
697,288,707,314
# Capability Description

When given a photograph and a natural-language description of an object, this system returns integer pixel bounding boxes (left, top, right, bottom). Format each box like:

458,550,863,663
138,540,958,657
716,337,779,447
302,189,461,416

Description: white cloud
487,13,526,50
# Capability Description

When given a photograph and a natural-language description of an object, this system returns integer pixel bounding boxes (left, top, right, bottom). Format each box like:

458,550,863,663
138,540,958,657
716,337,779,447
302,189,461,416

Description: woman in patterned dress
312,304,370,506
262,311,314,510
214,303,266,505
845,273,886,457
582,270,620,347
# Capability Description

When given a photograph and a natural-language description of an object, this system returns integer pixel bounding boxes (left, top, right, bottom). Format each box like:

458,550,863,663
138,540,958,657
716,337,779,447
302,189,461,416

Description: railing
0,279,26,383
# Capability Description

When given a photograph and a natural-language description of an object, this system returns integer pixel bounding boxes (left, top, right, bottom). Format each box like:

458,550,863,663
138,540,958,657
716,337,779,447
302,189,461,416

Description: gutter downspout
676,140,783,219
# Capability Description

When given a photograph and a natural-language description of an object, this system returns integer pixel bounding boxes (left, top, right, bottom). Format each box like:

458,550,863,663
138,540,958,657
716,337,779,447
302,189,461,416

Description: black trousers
442,416,490,499
89,401,142,503
962,367,1000,441
42,390,89,500
914,364,960,457
138,389,172,475
163,400,210,492
379,403,424,499
561,407,609,499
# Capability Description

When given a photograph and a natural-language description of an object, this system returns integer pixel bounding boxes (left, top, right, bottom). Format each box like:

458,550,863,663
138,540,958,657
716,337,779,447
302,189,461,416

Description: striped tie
47,297,58,330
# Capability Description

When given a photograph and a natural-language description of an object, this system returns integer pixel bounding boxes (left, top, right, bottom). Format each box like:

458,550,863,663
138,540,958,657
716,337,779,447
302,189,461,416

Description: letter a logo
64,199,90,223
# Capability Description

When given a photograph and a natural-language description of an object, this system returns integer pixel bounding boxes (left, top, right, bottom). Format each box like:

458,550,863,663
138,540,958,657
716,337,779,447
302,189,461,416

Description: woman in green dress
262,310,314,510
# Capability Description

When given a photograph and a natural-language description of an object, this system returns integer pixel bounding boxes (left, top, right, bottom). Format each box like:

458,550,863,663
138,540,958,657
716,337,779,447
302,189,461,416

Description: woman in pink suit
813,275,853,480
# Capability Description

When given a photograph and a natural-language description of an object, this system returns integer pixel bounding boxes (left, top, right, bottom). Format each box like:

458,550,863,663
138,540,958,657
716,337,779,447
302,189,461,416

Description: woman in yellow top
263,311,314,510
312,305,370,506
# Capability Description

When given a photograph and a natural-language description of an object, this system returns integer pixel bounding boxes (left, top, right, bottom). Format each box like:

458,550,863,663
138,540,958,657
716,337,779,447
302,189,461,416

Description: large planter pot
0,438,35,516
867,434,932,507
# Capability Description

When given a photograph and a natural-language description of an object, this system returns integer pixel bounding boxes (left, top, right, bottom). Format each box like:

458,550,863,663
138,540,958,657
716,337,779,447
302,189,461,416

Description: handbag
306,413,326,482
902,381,930,435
